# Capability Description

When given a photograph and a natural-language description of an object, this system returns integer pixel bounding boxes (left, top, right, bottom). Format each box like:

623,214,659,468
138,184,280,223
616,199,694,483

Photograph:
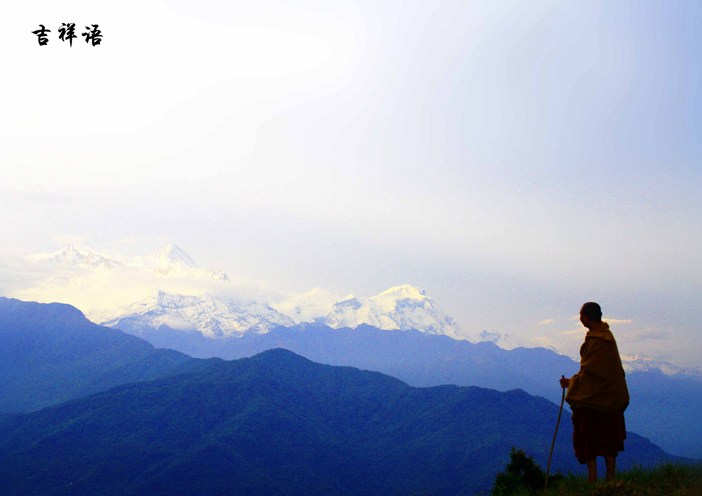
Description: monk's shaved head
580,302,602,321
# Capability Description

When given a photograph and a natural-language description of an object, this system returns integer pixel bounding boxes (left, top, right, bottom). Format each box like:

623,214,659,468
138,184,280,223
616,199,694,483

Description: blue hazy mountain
0,348,681,496
114,321,702,458
2,296,699,461
0,297,193,413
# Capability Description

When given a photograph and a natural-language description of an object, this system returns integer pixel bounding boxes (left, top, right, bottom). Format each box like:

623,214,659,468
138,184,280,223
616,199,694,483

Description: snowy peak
29,244,229,282
30,245,123,269
130,291,209,312
621,354,702,378
126,244,229,281
147,244,229,281
150,244,197,269
324,285,460,338
374,284,426,301
102,292,293,338
474,330,524,350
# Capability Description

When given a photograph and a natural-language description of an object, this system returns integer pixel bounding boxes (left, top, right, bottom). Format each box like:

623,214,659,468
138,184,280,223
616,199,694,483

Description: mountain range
4,285,700,460
2,297,700,467
102,291,294,338
0,332,682,496
7,244,702,460
21,244,701,377
26,245,463,338
102,285,461,346
96,316,702,460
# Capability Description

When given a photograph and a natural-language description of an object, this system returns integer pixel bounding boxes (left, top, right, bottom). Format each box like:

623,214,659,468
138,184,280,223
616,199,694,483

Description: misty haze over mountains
16,244,466,340
7,1,702,493
4,245,702,459
8,244,699,376
29,243,230,283
1,294,701,460
0,298,689,495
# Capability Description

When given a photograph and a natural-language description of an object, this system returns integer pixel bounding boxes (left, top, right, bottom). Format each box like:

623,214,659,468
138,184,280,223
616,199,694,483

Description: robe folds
566,321,629,413
571,408,626,463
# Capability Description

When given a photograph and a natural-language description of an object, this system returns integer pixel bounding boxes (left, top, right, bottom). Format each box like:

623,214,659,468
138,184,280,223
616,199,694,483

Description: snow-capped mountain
152,244,197,268
621,354,702,378
146,244,229,281
28,244,230,282
102,291,293,338
102,283,461,341
473,329,524,350
323,284,460,338
29,245,124,270
22,244,235,324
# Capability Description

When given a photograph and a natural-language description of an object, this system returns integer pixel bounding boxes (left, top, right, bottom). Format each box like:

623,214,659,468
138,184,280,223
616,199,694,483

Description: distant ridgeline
106,301,702,460
23,244,702,457
0,297,695,495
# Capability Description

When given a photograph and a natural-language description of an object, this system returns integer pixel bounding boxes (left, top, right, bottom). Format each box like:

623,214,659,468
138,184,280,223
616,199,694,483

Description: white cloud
4,244,272,322
2,1,701,371
271,286,347,322
604,318,634,325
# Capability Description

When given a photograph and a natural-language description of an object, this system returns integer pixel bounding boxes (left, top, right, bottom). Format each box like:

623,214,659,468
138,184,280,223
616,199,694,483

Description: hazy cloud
604,318,634,325
3,1,701,370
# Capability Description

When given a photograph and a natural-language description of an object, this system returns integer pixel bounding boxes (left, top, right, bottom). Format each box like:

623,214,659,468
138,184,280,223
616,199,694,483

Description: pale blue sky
1,1,700,367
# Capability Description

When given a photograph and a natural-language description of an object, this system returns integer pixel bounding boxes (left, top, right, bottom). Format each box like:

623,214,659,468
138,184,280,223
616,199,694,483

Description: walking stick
545,376,566,490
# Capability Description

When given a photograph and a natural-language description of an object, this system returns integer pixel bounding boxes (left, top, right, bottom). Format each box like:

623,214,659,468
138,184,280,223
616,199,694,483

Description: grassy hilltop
491,448,701,496
546,464,702,496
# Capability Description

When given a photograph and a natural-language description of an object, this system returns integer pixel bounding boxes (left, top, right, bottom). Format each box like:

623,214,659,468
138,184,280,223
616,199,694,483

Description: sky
1,1,701,368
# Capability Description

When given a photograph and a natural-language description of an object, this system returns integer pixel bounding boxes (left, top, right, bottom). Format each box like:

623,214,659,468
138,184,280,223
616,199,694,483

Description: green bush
491,447,561,495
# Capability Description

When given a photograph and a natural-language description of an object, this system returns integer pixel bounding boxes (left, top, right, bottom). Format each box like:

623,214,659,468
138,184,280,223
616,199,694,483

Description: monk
560,302,629,482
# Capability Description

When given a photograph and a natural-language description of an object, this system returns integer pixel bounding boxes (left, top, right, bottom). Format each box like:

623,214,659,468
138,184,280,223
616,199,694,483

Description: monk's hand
559,376,570,389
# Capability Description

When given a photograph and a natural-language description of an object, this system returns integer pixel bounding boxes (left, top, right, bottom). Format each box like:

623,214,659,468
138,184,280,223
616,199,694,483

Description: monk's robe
566,321,629,463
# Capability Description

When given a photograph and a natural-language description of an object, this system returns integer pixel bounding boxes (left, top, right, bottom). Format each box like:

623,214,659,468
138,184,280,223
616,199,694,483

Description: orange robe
565,321,629,413
566,321,629,462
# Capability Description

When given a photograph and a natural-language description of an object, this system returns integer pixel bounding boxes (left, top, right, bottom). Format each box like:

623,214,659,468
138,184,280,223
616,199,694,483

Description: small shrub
491,447,560,495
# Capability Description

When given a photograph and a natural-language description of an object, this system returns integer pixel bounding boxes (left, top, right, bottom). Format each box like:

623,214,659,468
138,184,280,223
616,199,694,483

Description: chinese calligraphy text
32,23,103,46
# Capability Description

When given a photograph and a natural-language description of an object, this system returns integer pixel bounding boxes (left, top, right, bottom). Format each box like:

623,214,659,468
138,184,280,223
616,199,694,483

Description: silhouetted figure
560,302,629,482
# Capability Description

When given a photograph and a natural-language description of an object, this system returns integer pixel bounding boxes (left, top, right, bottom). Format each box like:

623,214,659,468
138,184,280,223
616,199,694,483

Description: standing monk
560,302,629,482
